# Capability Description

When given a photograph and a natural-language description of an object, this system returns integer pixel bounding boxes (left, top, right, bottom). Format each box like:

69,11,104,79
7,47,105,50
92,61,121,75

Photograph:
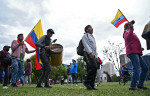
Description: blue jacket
70,60,77,74
121,67,132,76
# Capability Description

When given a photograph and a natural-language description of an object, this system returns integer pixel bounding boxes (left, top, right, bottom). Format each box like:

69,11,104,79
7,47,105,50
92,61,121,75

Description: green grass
0,81,150,96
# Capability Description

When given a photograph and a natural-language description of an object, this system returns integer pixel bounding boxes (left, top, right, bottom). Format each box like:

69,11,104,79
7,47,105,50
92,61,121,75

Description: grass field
0,81,150,96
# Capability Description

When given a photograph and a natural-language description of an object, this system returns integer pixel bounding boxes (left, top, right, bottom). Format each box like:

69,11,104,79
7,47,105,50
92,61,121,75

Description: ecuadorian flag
25,20,43,70
111,9,127,28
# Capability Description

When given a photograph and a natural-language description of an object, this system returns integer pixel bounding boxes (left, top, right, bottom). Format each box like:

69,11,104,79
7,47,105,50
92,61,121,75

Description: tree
50,65,67,83
102,40,125,76
111,74,120,82
76,57,86,83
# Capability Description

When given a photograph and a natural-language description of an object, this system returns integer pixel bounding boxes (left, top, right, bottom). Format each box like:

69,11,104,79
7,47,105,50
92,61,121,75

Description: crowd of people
0,22,149,91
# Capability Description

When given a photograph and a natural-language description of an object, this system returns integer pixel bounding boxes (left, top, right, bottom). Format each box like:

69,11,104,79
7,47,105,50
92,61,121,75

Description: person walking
36,29,55,88
123,20,148,90
82,25,98,90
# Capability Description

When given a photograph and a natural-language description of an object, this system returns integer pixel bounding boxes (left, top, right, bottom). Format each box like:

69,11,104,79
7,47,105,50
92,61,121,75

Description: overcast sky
0,0,150,65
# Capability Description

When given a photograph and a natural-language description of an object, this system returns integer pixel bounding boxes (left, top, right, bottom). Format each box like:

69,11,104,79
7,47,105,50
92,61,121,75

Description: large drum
49,44,63,67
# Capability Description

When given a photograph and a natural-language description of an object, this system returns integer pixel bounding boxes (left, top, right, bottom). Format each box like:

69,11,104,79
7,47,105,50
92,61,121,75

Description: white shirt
82,33,98,58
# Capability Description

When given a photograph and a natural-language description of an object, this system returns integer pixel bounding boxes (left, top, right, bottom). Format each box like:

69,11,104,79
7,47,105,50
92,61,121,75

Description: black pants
83,52,97,88
0,65,8,86
38,54,51,84
61,80,64,85
72,73,77,85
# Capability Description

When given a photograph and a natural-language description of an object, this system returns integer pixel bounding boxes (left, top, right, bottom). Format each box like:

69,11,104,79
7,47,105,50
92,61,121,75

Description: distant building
100,62,115,82
102,62,115,77
120,54,130,67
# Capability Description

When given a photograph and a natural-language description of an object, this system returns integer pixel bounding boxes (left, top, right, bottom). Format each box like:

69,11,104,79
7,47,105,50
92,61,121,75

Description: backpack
76,34,88,56
76,39,84,56
0,51,12,66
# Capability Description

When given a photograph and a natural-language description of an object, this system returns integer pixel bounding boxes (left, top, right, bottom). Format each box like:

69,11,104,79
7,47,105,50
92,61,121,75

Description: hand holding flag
111,9,128,28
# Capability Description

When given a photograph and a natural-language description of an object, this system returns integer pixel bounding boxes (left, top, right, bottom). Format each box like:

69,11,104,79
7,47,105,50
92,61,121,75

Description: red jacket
123,29,142,55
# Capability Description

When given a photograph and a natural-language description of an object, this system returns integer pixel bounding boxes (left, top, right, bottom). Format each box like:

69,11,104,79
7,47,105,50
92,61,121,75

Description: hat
27,59,31,62
72,59,76,62
47,29,55,34
124,20,135,29
3,45,10,49
122,64,126,67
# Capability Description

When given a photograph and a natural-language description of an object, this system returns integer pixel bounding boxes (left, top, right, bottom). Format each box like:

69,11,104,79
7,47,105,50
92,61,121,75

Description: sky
0,0,150,65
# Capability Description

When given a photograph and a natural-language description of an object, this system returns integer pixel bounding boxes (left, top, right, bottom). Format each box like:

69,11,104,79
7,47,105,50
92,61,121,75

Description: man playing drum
36,29,55,88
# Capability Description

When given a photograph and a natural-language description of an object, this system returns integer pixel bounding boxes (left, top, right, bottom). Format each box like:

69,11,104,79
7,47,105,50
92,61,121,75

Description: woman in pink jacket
123,20,148,90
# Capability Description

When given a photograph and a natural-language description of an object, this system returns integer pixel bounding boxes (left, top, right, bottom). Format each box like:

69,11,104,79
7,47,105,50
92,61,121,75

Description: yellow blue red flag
111,9,128,28
25,20,43,70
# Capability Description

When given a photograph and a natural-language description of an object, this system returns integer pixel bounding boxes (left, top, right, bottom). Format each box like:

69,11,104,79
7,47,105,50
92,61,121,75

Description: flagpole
25,19,41,40
118,9,129,22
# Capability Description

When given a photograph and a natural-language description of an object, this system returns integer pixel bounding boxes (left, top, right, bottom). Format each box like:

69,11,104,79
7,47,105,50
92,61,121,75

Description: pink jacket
11,40,34,60
123,29,143,55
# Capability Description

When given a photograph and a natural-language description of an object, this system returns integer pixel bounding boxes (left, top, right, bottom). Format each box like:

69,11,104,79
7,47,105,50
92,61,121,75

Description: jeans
11,58,24,84
67,75,72,84
0,65,8,86
25,74,31,85
20,75,24,85
128,54,148,88
71,73,77,85
96,69,101,85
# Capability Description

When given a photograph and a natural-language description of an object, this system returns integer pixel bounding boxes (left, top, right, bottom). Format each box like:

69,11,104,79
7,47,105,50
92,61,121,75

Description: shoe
129,88,139,90
44,85,52,88
97,84,100,86
36,85,43,88
92,87,98,90
3,86,8,89
137,85,148,90
83,83,92,90
76,84,78,86
11,83,18,87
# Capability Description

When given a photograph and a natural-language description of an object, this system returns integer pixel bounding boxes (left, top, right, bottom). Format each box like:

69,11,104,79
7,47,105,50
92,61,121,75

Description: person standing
96,57,102,86
67,66,72,84
0,45,12,89
25,59,32,85
123,20,148,90
60,76,64,85
11,34,36,87
82,25,98,90
70,59,78,86
36,29,55,88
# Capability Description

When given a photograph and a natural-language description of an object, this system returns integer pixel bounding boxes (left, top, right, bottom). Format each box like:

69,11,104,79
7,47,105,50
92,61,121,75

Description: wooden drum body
49,44,63,67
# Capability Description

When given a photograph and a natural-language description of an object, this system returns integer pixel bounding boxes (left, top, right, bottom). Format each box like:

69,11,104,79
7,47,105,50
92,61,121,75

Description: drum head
50,44,63,54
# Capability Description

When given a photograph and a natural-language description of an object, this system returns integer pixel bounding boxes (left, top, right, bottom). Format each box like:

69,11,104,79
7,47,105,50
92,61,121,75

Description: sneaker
36,85,43,88
92,87,98,90
11,83,18,87
129,88,139,90
76,84,78,86
137,85,148,90
44,85,52,88
3,86,8,89
97,84,101,86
